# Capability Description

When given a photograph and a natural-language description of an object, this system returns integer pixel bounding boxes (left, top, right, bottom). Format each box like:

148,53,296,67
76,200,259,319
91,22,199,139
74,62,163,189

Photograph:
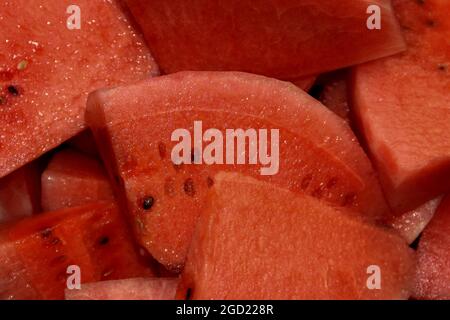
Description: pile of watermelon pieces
0,0,449,300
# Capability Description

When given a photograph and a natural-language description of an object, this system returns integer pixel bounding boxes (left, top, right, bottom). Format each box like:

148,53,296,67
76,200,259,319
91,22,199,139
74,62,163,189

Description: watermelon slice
125,0,405,79
86,71,389,269
0,0,158,178
350,0,450,213
177,172,414,300
413,195,450,300
0,202,155,300
67,130,99,157
65,277,178,300
41,149,114,212
387,197,442,245
0,162,41,222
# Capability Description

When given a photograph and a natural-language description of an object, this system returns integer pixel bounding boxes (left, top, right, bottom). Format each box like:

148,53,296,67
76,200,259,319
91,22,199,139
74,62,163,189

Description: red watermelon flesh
86,71,389,269
0,202,155,300
350,0,450,213
177,172,414,300
65,277,178,300
0,0,158,178
319,72,351,123
124,0,405,79
67,130,99,157
413,195,450,300
0,162,41,222
41,149,114,212
387,197,442,245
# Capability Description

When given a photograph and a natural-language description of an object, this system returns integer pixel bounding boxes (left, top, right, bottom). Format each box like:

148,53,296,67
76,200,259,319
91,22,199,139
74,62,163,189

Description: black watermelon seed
142,196,155,210
184,178,195,197
425,19,436,27
438,64,448,72
0,95,6,105
206,177,214,188
7,85,19,96
98,236,110,246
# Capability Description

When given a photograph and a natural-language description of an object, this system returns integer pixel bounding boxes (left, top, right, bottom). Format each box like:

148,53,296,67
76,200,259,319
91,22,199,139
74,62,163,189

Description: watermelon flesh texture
0,0,158,178
41,149,114,212
350,0,450,213
0,162,41,222
413,195,450,300
387,197,442,245
0,202,155,300
319,71,351,123
65,277,178,300
177,172,414,300
125,0,405,79
86,71,389,269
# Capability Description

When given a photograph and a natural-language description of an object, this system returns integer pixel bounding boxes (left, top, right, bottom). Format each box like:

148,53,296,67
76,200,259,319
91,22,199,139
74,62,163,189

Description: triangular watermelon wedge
41,149,114,212
0,202,155,300
177,172,414,300
86,71,389,269
350,0,450,213
0,0,158,178
0,162,41,222
124,0,405,79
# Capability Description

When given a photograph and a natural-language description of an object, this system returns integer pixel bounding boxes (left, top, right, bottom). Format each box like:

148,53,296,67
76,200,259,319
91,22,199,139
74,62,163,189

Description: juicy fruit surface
0,162,41,222
65,277,178,300
177,172,414,300
0,0,157,177
388,197,441,245
0,202,154,299
319,71,351,123
350,0,450,213
86,71,388,269
125,0,405,79
413,195,450,299
41,149,113,212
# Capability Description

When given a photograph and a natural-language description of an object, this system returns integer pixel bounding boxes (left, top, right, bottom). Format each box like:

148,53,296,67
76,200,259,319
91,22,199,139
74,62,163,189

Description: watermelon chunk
125,0,405,79
0,162,41,222
350,0,450,213
86,71,389,269
41,149,114,212
0,202,155,300
65,277,178,300
387,197,442,245
413,195,450,300
177,172,414,300
0,0,158,178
